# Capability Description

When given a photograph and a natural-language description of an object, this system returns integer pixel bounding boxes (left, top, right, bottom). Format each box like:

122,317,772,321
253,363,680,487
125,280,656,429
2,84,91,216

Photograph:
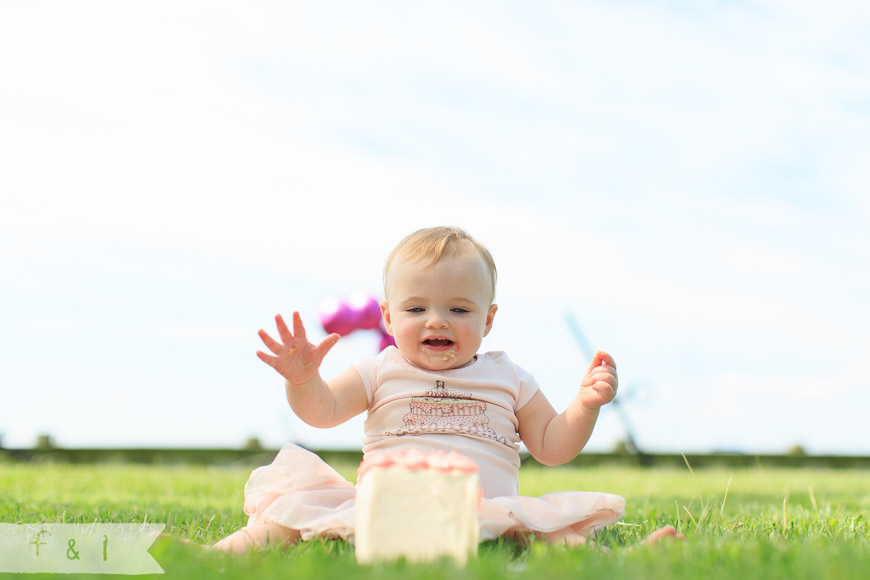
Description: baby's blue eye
407,307,425,313
451,308,469,314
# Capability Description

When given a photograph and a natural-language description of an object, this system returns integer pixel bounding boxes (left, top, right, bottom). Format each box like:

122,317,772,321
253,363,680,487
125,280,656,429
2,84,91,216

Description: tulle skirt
242,444,625,545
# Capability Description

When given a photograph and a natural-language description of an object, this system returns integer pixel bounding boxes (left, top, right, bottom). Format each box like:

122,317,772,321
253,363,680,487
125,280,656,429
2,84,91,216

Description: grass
1,456,868,579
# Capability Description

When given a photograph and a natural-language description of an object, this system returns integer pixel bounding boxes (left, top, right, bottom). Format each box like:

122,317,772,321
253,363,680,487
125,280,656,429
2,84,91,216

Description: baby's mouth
423,338,454,348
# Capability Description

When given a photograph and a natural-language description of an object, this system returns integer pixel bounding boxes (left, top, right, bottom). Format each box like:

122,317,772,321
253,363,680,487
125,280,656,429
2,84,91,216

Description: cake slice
355,448,480,565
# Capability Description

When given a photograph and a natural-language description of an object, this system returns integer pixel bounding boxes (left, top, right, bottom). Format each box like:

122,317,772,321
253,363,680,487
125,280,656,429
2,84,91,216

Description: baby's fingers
587,351,616,373
256,350,279,369
585,374,617,398
312,333,341,363
258,328,283,355
586,366,617,382
275,314,294,344
291,312,308,343
595,381,618,404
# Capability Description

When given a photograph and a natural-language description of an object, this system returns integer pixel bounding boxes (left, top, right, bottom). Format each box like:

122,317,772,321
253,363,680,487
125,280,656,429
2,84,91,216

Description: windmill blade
564,313,594,361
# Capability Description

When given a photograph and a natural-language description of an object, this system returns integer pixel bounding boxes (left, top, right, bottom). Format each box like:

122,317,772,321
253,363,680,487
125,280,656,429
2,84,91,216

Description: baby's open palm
256,312,340,385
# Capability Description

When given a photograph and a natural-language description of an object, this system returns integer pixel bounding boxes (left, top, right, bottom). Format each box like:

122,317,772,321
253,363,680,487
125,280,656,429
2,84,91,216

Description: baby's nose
425,310,450,328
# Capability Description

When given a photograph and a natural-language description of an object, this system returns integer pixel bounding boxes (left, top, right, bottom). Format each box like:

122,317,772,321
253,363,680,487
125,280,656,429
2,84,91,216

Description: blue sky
2,1,868,454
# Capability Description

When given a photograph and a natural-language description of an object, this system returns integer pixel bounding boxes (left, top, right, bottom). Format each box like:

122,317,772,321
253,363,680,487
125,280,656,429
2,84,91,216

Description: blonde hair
384,226,497,302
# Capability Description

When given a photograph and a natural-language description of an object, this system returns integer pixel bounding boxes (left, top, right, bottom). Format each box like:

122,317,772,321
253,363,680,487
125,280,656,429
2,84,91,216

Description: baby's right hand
256,312,341,385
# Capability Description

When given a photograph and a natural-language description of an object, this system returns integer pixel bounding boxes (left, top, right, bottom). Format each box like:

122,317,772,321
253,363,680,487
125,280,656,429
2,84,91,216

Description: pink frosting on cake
358,447,479,481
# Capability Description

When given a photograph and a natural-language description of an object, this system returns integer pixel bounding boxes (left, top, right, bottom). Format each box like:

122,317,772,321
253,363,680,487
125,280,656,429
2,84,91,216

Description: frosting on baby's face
381,255,497,371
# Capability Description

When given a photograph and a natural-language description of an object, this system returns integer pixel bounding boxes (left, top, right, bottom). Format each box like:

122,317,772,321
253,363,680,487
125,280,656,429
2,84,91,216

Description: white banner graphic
0,524,165,574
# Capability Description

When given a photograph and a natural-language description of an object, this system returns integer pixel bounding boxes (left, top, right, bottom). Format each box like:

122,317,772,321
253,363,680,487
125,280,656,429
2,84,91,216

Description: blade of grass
720,475,734,518
681,453,704,508
808,485,818,512
683,505,699,528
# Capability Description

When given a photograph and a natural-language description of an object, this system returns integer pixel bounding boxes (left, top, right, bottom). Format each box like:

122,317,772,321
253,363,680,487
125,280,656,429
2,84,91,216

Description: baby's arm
516,351,617,466
257,312,368,428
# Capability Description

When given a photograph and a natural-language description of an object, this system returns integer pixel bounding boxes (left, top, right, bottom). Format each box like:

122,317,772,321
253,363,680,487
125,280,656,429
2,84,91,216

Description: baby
214,226,677,552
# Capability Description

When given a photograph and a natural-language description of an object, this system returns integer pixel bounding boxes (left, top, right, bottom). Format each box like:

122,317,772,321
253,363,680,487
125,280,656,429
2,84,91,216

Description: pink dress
242,347,625,545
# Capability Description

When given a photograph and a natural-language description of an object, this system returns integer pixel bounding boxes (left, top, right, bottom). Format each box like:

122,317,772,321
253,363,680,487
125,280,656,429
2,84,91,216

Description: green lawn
1,457,868,579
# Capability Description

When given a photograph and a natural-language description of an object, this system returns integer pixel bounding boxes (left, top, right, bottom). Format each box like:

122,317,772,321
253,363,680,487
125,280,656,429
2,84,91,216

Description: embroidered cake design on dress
393,380,505,444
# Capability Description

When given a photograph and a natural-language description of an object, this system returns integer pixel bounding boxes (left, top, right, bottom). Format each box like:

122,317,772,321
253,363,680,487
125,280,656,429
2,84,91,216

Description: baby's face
381,255,497,371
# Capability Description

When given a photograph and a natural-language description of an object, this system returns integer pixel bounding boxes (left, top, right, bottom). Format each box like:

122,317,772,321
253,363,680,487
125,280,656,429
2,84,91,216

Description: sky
1,0,868,455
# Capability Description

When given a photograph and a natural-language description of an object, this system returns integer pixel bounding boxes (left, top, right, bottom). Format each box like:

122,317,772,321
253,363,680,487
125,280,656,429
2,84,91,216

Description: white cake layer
355,466,480,565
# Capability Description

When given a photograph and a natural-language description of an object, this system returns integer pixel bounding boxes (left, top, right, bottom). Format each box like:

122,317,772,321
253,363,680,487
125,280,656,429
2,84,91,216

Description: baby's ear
380,301,394,336
483,304,498,336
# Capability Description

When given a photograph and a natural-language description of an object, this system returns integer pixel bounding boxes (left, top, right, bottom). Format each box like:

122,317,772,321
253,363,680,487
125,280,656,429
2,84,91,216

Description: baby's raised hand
577,351,618,409
256,312,340,385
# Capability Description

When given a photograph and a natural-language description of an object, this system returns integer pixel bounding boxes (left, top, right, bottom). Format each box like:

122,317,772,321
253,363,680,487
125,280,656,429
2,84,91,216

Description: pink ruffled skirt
243,444,625,545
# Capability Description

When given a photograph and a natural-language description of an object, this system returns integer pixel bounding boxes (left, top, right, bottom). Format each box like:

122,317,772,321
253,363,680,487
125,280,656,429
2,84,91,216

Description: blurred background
1,1,868,456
